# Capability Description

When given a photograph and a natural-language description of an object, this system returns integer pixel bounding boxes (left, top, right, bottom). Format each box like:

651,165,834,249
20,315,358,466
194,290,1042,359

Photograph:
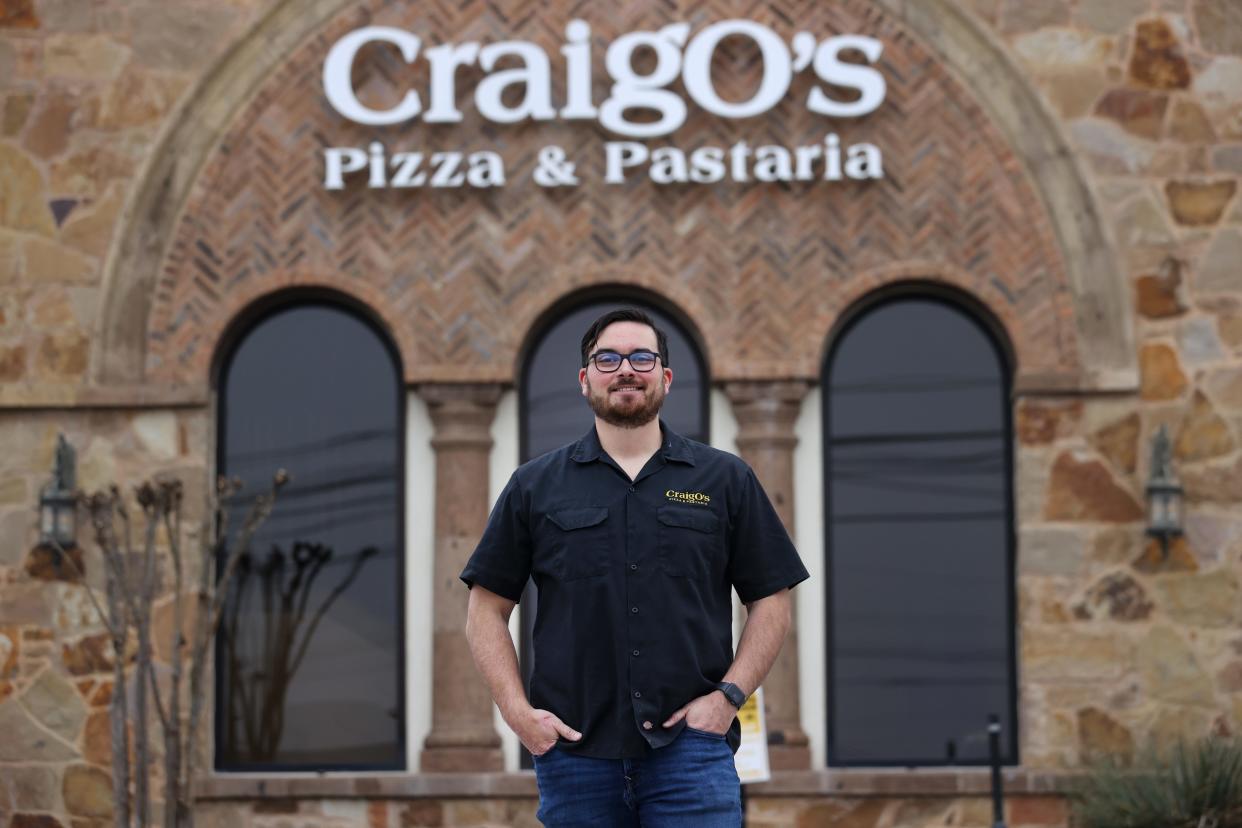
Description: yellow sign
733,685,770,784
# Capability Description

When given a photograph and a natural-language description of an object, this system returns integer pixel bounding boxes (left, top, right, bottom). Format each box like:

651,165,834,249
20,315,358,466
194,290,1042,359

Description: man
461,308,808,827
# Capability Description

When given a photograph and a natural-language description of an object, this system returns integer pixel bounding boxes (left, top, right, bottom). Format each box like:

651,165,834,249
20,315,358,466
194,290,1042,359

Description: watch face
720,683,744,707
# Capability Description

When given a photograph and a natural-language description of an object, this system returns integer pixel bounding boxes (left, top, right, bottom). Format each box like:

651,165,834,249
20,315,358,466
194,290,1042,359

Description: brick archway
94,0,1135,394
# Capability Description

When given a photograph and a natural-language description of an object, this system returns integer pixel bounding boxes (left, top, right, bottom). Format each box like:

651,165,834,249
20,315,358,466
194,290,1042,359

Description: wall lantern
38,433,78,550
1144,424,1183,558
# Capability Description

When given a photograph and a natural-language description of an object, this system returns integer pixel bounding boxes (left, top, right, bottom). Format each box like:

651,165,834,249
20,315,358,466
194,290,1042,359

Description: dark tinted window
518,299,708,767
824,296,1016,766
216,303,404,770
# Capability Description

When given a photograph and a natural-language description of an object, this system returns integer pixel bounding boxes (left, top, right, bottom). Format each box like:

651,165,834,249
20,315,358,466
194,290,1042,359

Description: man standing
461,308,808,826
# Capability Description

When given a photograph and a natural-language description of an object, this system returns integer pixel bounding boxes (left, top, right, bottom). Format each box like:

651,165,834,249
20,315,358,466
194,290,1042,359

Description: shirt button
630,563,637,571
628,486,636,493
634,691,642,698
631,606,638,614
643,721,653,731
632,649,640,656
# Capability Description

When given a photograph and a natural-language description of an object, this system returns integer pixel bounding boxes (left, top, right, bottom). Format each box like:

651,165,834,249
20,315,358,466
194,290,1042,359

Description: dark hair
580,308,670,368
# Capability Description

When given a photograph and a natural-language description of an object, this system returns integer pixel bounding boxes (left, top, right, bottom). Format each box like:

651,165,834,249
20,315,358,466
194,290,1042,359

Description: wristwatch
715,681,747,709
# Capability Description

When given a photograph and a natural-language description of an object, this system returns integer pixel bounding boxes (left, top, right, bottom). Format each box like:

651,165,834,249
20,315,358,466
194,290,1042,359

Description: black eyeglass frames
588,350,661,373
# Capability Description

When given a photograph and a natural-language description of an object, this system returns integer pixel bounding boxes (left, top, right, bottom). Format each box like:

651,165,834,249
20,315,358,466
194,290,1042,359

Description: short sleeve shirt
459,422,809,759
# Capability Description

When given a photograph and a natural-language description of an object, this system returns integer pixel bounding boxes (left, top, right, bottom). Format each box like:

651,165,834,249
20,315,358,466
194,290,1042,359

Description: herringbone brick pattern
147,0,1082,386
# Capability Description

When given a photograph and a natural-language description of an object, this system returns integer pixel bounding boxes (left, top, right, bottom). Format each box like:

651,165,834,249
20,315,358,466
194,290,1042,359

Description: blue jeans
532,727,742,827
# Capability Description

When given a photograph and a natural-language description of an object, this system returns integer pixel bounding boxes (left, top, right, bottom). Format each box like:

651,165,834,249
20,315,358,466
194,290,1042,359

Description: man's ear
579,367,588,396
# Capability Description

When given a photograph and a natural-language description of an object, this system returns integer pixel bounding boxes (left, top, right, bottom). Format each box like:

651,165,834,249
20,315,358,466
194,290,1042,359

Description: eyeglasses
588,350,660,373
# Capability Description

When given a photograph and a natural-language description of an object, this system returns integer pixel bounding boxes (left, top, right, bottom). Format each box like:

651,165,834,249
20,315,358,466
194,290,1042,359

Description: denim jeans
532,727,742,827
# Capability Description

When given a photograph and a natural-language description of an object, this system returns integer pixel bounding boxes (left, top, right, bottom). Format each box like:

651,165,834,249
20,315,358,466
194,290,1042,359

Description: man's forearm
465,602,530,721
722,589,792,696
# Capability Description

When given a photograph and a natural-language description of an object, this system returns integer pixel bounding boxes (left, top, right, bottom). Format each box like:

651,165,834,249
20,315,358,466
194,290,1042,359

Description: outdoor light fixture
38,434,78,549
1144,424,1183,559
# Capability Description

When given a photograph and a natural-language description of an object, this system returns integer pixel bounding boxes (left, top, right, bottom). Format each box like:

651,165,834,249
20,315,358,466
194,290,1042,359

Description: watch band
715,681,746,709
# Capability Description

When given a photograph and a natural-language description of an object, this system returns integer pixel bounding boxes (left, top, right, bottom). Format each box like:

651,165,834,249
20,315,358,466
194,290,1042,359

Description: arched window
517,297,708,767
823,293,1016,766
215,301,405,770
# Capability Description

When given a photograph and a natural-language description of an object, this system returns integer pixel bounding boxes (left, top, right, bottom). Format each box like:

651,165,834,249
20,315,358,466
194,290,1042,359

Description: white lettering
794,144,821,180
368,141,387,187
729,141,751,182
604,141,648,183
323,27,423,125
689,146,725,182
807,35,886,118
753,145,792,182
390,152,425,187
466,151,506,187
599,25,689,138
424,42,480,123
560,20,597,119
845,142,883,179
429,151,466,187
682,21,791,118
650,147,688,184
475,41,556,123
324,147,367,189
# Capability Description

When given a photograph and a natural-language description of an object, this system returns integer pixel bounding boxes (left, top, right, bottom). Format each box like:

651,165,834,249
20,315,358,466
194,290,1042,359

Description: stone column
417,383,505,772
723,380,813,771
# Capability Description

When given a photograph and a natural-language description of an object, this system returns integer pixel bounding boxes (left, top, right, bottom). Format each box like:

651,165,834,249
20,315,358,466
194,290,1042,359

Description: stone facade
1,0,1241,826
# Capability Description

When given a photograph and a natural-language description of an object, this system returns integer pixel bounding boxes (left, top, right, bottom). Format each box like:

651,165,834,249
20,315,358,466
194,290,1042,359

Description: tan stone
1214,144,1242,174
1075,0,1150,33
1130,18,1192,90
0,143,54,236
1078,707,1134,764
44,34,129,81
0,700,78,761
1014,29,1115,68
49,144,135,200
1020,526,1087,576
1194,58,1242,140
1044,451,1145,522
36,330,89,379
1089,412,1139,475
60,186,121,259
3,90,35,136
1135,268,1187,319
1183,454,1242,502
1168,98,1218,143
1095,88,1169,139
0,0,39,27
1000,0,1069,32
61,632,113,676
22,89,79,160
99,65,186,130
1016,399,1082,445
1166,180,1238,226
1023,628,1129,680
1150,705,1211,746
1137,626,1215,705
10,765,63,812
62,764,113,819
1197,228,1242,293
1175,390,1236,461
1133,535,1200,572
1218,661,1242,692
400,800,444,826
1039,66,1108,119
1071,119,1157,175
20,666,88,742
129,3,235,72
1140,343,1189,400
1207,365,1242,410
24,237,96,284
1156,570,1241,626
1117,194,1178,246
1075,572,1153,621
1195,0,1242,57
0,343,26,381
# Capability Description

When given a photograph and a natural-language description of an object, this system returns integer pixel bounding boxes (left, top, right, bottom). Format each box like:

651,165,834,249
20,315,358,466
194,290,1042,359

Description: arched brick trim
203,275,416,387
94,0,1134,394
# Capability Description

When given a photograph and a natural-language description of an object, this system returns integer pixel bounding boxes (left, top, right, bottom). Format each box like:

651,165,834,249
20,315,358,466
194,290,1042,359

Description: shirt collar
571,421,696,466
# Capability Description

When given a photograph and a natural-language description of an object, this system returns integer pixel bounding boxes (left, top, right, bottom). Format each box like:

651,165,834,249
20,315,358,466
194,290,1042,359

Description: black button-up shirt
460,423,809,759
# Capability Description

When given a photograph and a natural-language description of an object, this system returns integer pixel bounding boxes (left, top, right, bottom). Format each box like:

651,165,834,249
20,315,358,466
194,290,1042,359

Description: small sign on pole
734,685,770,784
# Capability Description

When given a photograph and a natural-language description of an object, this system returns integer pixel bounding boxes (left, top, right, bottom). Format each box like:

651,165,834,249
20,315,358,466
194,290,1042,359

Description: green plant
1072,736,1242,828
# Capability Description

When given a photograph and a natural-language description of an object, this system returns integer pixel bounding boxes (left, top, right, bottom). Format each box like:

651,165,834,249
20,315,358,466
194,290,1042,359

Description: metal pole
989,714,1006,828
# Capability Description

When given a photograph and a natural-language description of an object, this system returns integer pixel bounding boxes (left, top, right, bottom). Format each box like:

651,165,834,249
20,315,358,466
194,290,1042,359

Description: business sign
321,20,886,190
734,685,770,784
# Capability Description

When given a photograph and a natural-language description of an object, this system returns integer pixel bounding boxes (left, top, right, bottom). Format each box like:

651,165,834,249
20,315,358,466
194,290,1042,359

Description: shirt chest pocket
657,506,721,578
542,506,610,581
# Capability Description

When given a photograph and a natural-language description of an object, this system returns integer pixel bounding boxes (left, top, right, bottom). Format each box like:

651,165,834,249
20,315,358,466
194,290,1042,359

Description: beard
586,374,666,429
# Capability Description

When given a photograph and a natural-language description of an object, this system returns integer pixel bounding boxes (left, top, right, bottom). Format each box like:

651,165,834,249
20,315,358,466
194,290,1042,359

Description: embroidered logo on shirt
666,489,711,505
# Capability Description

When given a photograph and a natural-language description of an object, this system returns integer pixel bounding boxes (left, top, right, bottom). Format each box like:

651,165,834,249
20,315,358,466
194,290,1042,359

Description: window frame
821,289,1019,768
212,296,408,773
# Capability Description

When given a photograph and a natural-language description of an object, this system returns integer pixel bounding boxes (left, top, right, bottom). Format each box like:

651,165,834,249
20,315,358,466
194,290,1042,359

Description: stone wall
1,0,1241,827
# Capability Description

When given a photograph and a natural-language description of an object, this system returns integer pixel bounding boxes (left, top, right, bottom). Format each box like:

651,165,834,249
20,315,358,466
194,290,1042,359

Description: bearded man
460,308,808,827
